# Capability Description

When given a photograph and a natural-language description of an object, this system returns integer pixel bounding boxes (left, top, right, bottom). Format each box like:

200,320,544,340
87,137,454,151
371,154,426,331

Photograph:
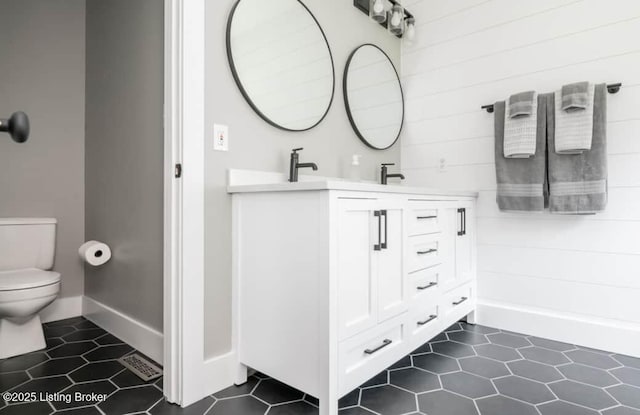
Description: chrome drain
119,353,163,382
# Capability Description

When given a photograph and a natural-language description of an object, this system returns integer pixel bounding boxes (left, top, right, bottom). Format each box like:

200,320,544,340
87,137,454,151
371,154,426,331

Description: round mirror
344,44,404,150
227,0,335,131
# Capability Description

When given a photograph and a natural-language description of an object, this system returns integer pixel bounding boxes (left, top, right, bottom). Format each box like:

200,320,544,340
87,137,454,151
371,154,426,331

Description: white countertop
227,179,478,198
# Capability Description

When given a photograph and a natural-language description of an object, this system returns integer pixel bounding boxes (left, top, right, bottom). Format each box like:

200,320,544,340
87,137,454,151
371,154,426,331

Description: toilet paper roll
79,241,112,266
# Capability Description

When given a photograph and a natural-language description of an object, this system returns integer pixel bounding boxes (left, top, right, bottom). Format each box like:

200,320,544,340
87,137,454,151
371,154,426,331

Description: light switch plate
213,124,229,152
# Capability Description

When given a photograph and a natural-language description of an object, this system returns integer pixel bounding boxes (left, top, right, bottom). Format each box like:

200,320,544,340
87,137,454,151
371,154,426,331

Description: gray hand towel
554,83,595,154
547,84,608,214
504,92,539,158
562,81,589,111
495,95,548,212
509,91,536,118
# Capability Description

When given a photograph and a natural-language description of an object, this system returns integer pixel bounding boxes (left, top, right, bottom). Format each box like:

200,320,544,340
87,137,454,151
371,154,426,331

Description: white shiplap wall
401,0,640,356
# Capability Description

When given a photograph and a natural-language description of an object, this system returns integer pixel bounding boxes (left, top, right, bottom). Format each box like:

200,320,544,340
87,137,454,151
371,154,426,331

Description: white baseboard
477,300,640,358
41,296,83,323
82,296,164,364
203,351,237,396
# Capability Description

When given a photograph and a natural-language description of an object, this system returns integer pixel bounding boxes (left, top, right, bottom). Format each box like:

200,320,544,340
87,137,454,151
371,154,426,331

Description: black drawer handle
417,249,437,255
417,215,437,220
452,297,468,306
458,208,467,236
374,211,382,251
417,282,438,290
364,339,392,355
381,210,388,250
418,315,438,326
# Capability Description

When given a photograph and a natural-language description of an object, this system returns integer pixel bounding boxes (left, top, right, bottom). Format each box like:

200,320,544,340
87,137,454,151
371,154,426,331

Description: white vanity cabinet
229,179,477,415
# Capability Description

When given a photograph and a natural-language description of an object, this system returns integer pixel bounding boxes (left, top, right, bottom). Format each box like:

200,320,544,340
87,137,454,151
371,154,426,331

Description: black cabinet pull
417,249,437,255
364,339,392,355
417,282,438,290
381,210,388,250
374,211,382,251
417,215,437,220
463,208,467,235
418,315,438,326
457,208,466,236
452,297,468,306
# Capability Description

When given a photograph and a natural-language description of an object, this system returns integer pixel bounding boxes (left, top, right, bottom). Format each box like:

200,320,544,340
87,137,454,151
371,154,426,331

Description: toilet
0,218,61,359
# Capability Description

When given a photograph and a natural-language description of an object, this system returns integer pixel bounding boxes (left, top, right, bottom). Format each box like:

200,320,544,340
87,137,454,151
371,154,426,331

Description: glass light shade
389,5,405,36
370,0,387,23
405,18,416,41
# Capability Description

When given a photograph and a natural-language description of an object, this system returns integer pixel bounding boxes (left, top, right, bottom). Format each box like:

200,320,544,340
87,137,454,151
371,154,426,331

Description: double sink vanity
226,0,476,411
228,169,478,415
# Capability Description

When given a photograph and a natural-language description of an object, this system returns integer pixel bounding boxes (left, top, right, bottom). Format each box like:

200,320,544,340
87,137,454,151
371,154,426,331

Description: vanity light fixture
354,0,415,39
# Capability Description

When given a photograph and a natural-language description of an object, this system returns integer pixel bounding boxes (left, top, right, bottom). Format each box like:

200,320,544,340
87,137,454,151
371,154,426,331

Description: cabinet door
377,204,407,322
455,202,475,284
337,199,379,340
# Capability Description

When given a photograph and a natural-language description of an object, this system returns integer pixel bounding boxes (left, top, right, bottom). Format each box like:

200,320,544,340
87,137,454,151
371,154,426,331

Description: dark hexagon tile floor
360,385,416,415
459,356,510,379
3,318,640,415
389,367,440,393
0,317,166,415
441,371,496,399
205,323,640,415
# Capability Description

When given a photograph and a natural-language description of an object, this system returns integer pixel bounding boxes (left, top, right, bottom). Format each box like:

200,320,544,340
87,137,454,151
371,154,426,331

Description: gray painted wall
205,0,403,357
85,0,164,331
0,0,86,299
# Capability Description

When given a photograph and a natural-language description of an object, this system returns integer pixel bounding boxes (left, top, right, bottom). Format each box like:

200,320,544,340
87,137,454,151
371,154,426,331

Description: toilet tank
0,218,57,271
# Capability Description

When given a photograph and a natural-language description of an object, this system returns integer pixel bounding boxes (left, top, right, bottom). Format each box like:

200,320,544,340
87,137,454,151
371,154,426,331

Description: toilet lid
0,268,61,291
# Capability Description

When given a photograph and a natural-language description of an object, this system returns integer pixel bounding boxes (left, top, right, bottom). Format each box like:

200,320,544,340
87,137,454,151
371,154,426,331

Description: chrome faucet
381,163,405,185
289,148,318,183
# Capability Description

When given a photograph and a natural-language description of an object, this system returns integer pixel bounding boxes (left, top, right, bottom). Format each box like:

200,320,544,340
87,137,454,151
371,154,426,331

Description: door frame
163,0,206,406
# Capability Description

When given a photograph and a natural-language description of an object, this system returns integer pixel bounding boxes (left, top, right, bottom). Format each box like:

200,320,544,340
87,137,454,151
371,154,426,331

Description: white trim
177,0,206,398
164,0,206,407
163,0,180,404
40,295,82,323
83,296,164,364
204,351,237,396
477,300,640,358
0,218,57,225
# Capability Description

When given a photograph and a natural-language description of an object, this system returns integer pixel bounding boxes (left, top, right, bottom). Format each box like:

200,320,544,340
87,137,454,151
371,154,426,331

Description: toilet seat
0,268,61,291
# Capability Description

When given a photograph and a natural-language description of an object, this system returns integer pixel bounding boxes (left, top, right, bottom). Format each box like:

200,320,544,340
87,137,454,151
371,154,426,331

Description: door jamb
163,0,206,406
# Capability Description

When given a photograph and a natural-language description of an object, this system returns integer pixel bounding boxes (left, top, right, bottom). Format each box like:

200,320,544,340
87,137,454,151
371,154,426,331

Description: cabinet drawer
408,304,440,343
339,318,406,395
408,204,441,237
408,234,444,273
409,266,440,307
442,284,474,321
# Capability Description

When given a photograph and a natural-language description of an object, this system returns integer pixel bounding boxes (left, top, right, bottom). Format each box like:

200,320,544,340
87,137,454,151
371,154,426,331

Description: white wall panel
402,0,640,353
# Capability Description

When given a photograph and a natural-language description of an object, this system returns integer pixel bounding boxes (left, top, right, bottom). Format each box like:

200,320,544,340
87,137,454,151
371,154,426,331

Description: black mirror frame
226,0,336,132
343,44,405,151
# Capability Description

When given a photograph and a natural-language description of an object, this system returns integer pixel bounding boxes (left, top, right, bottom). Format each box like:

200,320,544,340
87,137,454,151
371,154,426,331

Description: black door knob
0,111,30,143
